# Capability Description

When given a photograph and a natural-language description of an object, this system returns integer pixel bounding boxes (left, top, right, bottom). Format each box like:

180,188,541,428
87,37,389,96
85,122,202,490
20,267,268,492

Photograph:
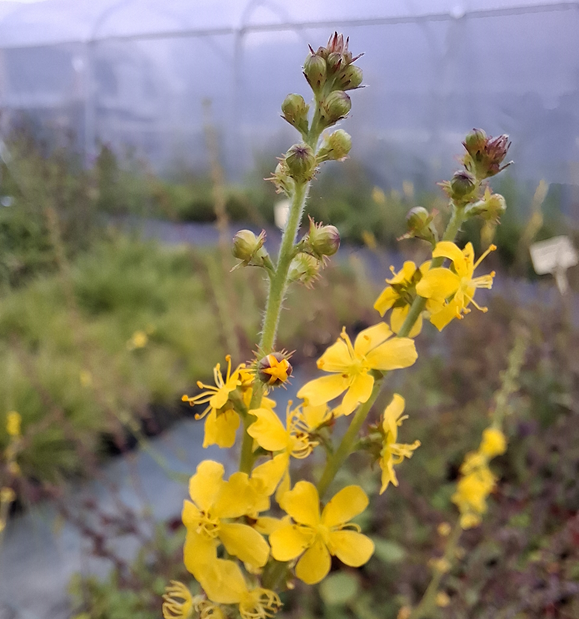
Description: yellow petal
391,306,422,338
302,403,331,430
295,537,331,584
373,287,398,316
251,454,288,498
316,338,351,372
214,471,255,519
322,485,369,528
201,559,247,605
365,338,417,371
432,241,464,266
183,529,217,579
341,372,374,415
382,394,405,438
297,374,350,407
429,299,460,331
203,410,240,449
416,268,460,300
189,460,224,511
247,407,289,452
354,322,392,357
253,516,289,535
279,481,320,527
181,499,200,529
275,466,291,503
219,522,270,567
328,530,374,567
270,524,312,561
386,261,417,285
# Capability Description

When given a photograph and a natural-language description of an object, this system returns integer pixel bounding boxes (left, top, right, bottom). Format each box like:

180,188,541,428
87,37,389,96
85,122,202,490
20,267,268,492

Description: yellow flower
127,330,148,350
162,582,223,619
374,261,430,338
297,323,417,415
0,487,16,503
248,402,318,500
452,452,497,530
436,591,451,607
182,356,245,448
258,353,292,387
162,581,195,619
182,461,269,582
200,559,281,619
6,411,21,437
479,427,507,458
416,242,496,331
270,481,374,584
379,395,420,493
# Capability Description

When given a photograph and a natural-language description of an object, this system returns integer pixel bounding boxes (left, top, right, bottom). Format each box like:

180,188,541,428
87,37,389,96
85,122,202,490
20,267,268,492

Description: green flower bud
319,91,351,128
232,229,267,265
465,191,507,222
403,207,437,244
288,253,321,288
317,129,352,162
267,160,295,196
449,170,476,200
303,54,327,94
336,64,363,91
464,128,487,154
306,218,341,258
285,143,317,183
326,51,344,73
281,93,309,135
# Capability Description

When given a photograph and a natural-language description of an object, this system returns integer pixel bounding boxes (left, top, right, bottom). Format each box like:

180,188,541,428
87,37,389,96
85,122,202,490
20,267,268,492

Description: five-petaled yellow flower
416,241,496,331
182,356,247,448
297,323,417,415
379,394,420,493
270,481,374,584
182,461,269,582
374,261,430,337
248,401,318,499
201,559,282,619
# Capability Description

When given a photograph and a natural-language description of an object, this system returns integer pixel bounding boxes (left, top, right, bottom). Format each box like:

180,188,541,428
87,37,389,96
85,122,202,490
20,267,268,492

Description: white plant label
530,235,578,294
274,199,290,230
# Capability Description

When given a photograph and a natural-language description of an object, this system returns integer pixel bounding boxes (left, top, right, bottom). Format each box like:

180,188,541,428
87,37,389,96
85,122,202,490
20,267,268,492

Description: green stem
317,378,383,498
408,522,462,619
260,181,309,353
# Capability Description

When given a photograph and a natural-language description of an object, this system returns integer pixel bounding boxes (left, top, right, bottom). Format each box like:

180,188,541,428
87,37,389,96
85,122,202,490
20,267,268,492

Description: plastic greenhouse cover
0,0,574,48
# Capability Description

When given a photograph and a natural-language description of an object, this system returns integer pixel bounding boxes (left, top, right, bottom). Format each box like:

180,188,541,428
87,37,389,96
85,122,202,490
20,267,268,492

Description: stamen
473,244,497,270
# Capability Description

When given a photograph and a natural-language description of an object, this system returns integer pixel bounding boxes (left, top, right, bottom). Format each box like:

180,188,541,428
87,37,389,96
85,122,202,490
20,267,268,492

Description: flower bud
303,54,327,94
288,253,321,287
319,91,351,128
326,51,344,73
336,64,363,91
442,170,476,204
403,206,437,244
232,229,267,267
463,129,512,179
306,218,340,258
267,160,295,196
257,352,293,387
285,143,317,183
316,129,352,162
465,191,507,222
281,93,309,135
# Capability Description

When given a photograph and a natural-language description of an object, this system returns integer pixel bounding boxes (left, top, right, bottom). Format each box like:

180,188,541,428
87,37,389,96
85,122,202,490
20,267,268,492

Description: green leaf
319,572,359,606
371,538,407,564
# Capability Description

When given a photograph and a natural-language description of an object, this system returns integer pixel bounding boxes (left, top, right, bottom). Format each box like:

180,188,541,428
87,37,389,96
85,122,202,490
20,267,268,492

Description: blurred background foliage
0,130,578,618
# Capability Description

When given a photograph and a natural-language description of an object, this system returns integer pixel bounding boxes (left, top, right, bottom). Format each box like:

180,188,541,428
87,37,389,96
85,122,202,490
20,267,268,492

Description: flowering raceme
297,323,417,414
416,241,496,330
270,481,375,584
